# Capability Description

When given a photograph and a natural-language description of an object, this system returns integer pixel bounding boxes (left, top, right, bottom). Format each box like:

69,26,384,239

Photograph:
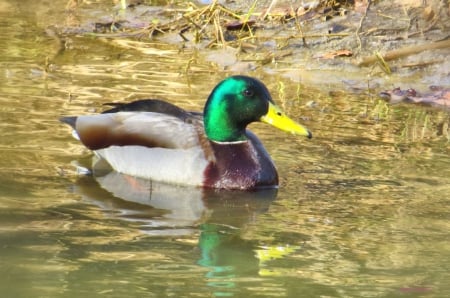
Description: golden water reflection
1,0,450,297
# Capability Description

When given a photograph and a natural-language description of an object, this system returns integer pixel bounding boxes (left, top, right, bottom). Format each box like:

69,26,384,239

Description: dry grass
83,0,355,49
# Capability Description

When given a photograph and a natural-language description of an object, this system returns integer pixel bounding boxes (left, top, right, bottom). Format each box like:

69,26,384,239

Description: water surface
1,1,449,297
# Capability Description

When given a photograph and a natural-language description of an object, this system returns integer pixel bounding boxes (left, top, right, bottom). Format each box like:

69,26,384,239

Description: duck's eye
242,89,254,97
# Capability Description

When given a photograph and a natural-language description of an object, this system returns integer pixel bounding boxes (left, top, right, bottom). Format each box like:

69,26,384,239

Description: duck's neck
203,101,247,143
204,113,247,142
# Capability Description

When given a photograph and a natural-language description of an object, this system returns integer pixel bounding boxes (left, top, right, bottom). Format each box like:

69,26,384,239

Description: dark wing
102,99,203,121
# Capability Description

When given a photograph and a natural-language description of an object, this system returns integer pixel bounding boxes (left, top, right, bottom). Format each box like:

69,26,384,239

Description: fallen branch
356,39,450,67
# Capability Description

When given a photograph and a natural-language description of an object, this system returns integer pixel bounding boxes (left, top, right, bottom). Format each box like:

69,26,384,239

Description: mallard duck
60,75,312,190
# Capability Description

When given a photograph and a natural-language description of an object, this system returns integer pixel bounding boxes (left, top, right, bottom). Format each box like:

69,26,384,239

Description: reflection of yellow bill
260,102,312,138
256,245,301,276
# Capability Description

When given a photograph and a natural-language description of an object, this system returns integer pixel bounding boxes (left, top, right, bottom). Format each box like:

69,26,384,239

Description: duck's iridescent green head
203,76,312,143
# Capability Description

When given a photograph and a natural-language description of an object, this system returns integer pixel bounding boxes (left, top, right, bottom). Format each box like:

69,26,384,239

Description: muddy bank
45,0,450,98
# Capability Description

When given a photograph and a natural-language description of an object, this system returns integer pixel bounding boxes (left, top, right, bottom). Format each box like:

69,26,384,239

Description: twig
292,4,307,47
408,17,439,38
374,51,391,74
355,0,371,52
357,39,450,67
260,0,277,20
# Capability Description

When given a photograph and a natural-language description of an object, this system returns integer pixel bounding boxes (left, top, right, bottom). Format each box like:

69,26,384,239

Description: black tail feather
59,116,78,129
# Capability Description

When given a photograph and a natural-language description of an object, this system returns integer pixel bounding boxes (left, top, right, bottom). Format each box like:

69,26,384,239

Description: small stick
260,0,277,20
355,0,372,51
357,39,450,67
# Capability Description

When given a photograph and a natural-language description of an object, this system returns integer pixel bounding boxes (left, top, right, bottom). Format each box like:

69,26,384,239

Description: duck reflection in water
72,162,288,296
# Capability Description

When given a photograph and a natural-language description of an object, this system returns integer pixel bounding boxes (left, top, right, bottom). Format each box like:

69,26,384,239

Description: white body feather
71,111,211,186
95,145,209,186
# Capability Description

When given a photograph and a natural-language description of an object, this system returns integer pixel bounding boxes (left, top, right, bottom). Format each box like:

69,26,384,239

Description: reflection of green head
198,224,223,267
203,76,272,142
197,223,237,296
197,223,260,270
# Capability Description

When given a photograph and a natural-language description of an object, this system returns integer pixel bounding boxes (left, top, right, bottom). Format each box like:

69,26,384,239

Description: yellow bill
260,102,312,138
